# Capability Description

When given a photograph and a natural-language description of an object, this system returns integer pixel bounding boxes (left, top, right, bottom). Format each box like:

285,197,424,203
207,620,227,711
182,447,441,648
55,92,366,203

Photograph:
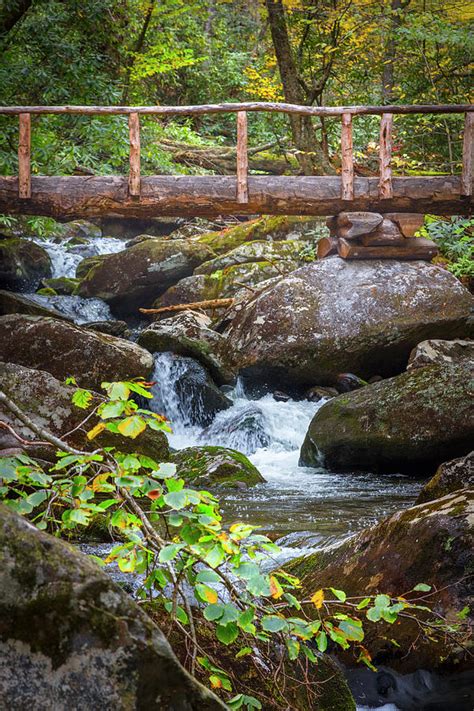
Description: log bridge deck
0,103,472,219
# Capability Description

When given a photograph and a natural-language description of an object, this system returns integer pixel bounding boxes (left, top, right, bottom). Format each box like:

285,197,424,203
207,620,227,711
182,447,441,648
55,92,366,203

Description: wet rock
273,390,291,402
41,276,79,295
152,274,209,316
173,445,265,488
153,354,231,427
75,254,104,279
0,504,224,710
417,451,474,504
78,238,214,315
0,290,72,321
87,320,131,338
138,310,235,384
0,362,169,462
222,259,473,388
305,386,339,402
197,215,325,255
0,238,52,291
62,219,102,240
288,490,474,673
194,239,307,275
300,359,474,474
99,216,180,240
199,404,270,455
408,338,474,370
0,314,153,391
334,373,367,393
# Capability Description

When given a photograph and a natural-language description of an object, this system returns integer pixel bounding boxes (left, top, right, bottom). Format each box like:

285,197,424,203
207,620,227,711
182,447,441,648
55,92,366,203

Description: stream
26,230,428,711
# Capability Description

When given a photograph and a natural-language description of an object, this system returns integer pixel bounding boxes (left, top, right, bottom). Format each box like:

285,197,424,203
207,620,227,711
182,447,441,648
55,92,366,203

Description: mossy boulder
78,238,214,315
87,320,131,338
76,254,104,279
300,360,474,475
287,490,474,673
194,239,308,275
0,290,72,320
173,445,265,488
197,216,324,255
222,258,473,388
417,451,474,504
0,238,52,291
408,338,474,370
61,219,102,240
138,311,235,384
41,276,79,295
0,362,169,463
0,314,153,391
0,504,224,710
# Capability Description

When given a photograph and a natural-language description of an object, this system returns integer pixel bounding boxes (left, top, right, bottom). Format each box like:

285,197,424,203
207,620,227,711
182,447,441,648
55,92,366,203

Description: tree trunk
265,0,331,175
382,0,409,102
0,0,33,47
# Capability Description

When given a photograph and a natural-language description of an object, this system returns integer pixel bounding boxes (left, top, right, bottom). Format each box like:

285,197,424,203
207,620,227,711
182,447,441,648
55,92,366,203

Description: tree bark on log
0,175,470,219
139,298,234,315
317,236,339,259
360,219,404,246
338,237,438,260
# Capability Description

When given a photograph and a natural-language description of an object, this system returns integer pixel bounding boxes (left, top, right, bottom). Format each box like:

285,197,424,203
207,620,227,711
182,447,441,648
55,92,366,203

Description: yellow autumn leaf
92,473,109,492
270,575,283,600
311,589,325,609
204,588,218,604
86,422,106,440
209,675,222,689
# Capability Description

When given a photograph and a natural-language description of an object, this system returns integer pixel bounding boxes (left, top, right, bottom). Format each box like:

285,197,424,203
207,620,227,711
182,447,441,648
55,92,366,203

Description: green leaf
204,603,225,622
26,490,48,507
128,381,153,398
286,638,300,660
158,543,184,562
100,400,126,419
316,630,328,652
339,619,364,642
366,607,382,622
204,544,225,569
72,388,93,409
196,569,221,584
117,415,146,439
163,490,187,509
216,622,239,646
102,382,130,400
235,646,252,659
330,587,347,602
155,462,177,478
357,597,371,610
412,583,432,592
68,509,91,525
261,615,287,633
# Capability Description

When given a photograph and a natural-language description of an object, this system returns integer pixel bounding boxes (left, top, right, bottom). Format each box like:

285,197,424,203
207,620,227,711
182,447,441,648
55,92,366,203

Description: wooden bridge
0,102,472,219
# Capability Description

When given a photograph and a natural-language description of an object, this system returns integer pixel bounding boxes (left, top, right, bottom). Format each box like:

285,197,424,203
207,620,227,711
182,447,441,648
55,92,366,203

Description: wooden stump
317,235,339,259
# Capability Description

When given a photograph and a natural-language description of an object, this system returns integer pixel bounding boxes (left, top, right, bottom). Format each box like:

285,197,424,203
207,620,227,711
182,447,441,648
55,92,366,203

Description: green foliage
0,377,463,709
418,216,474,280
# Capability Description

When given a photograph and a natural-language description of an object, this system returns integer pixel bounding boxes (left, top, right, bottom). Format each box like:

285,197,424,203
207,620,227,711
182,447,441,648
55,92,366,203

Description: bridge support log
0,175,470,219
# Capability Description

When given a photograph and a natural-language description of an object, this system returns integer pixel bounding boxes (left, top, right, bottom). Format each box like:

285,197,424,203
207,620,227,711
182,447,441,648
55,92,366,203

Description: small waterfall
26,293,113,324
149,352,197,428
31,235,127,278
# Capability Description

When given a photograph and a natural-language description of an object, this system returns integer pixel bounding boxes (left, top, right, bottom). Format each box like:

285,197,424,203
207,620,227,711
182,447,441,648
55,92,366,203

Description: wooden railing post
128,112,141,198
461,112,473,197
379,112,393,199
341,112,354,200
18,112,31,199
236,111,248,203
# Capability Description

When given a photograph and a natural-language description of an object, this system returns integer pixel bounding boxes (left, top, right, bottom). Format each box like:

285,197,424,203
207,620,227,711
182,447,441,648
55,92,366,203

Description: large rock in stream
222,259,473,388
173,445,265,488
78,238,214,314
0,314,153,391
0,362,170,463
288,490,474,675
300,357,474,474
417,451,474,504
0,504,224,710
0,238,52,291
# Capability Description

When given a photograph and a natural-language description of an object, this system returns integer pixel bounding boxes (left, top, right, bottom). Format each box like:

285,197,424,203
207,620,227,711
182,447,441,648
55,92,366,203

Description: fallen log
383,212,425,237
328,211,383,239
338,237,438,261
139,298,234,315
0,176,470,219
360,218,405,246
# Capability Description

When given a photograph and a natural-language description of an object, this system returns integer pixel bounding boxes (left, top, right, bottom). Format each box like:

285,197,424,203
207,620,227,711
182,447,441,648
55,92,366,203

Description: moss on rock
0,238,52,291
173,445,265,488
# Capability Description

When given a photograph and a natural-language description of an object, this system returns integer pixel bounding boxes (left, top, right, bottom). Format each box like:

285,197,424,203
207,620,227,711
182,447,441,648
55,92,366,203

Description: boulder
287,490,474,673
152,275,210,316
222,259,473,388
173,445,265,488
0,314,153,391
408,338,474,370
417,452,474,504
197,215,324,255
86,320,131,338
41,276,79,295
300,359,474,474
0,290,72,321
199,404,270,455
0,362,170,463
0,238,52,291
138,311,235,384
0,504,224,710
152,354,231,427
76,254,104,279
78,238,214,314
194,240,307,275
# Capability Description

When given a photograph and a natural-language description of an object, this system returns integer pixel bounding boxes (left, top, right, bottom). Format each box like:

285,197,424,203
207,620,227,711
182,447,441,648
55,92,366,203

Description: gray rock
194,239,307,275
0,290,72,320
0,504,225,710
139,311,235,384
0,238,52,291
0,314,153,391
222,259,473,388
173,445,265,488
87,320,131,338
78,238,214,315
408,338,474,370
417,451,474,503
300,359,474,474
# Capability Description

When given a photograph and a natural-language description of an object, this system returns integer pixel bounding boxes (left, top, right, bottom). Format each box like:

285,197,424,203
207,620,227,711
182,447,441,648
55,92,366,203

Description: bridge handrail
1,102,472,202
